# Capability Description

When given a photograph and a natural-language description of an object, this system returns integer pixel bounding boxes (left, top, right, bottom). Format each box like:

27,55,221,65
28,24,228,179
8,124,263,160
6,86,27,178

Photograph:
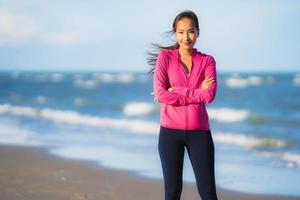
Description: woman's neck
178,47,193,57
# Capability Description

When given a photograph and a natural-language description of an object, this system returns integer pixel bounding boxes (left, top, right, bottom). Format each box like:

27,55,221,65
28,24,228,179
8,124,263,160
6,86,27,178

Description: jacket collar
172,48,198,59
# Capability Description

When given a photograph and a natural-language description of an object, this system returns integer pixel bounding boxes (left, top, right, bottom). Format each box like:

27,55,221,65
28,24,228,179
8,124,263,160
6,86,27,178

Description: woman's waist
160,104,209,119
160,104,210,130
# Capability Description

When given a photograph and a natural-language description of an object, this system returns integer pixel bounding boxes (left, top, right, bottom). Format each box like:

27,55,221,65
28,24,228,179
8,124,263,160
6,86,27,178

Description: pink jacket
153,48,217,130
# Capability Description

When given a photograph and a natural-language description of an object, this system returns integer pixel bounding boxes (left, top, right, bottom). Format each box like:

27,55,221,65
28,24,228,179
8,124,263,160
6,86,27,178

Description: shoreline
0,144,299,200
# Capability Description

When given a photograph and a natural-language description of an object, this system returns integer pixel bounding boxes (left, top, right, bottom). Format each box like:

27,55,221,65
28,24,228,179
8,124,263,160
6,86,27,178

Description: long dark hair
146,10,200,74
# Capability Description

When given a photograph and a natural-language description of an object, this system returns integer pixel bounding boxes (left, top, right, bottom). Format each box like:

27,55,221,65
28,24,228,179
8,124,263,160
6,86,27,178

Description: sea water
0,71,299,196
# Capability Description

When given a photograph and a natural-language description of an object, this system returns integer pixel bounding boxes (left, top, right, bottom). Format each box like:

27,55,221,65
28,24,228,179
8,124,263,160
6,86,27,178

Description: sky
0,0,299,72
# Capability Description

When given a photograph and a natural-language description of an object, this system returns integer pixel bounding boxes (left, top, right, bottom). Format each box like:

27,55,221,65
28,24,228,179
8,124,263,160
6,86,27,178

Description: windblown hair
146,10,200,74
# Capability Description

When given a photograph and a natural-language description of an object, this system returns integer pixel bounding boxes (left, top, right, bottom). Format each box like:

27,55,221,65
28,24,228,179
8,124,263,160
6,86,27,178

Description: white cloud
41,31,80,47
0,7,37,46
0,7,81,47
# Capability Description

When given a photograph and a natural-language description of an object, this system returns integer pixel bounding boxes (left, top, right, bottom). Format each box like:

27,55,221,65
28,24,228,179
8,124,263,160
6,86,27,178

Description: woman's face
175,17,198,51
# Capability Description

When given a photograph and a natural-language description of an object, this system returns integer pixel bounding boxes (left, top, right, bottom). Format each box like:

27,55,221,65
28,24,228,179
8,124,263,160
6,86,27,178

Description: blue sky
0,0,299,72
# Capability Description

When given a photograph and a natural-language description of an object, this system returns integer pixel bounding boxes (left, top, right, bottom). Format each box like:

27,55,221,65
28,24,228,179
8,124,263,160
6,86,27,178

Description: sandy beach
0,144,299,200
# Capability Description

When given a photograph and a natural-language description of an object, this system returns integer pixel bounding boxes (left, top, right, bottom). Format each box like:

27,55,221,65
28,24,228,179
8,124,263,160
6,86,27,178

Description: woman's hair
147,10,200,74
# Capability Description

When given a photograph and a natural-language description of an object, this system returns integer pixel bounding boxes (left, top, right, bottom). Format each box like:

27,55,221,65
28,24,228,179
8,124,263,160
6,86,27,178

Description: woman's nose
183,33,189,40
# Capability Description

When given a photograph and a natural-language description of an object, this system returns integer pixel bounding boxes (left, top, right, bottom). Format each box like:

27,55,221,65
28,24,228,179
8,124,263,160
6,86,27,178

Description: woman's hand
201,77,215,89
167,77,214,93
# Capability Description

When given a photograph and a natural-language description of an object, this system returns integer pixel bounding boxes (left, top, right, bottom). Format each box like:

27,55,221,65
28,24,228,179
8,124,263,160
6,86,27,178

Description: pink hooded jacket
153,48,217,130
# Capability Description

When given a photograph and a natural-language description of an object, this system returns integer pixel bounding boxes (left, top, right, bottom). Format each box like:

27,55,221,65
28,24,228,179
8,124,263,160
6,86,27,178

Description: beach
1,144,299,200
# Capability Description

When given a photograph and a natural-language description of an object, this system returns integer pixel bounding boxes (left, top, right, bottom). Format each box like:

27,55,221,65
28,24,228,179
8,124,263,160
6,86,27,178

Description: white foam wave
293,74,300,86
247,76,262,86
282,152,300,166
257,151,300,168
93,72,135,83
208,108,249,123
0,123,40,146
51,73,64,82
0,104,38,117
30,73,64,82
213,132,289,149
74,78,99,89
116,73,134,83
97,73,115,83
225,75,263,88
93,72,147,84
50,146,157,172
0,104,159,134
123,102,158,116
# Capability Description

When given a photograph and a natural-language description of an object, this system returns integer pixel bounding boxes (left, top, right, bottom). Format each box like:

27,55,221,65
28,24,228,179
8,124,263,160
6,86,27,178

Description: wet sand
0,144,299,200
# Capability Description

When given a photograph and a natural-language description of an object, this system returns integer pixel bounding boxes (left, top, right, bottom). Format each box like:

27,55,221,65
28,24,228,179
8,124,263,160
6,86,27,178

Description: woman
148,10,218,200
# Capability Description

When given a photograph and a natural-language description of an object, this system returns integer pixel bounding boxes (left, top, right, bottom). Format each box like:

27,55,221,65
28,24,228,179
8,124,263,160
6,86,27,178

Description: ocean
0,71,300,196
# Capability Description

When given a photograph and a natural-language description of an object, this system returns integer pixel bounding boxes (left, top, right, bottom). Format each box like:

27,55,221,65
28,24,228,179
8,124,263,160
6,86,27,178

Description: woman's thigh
158,126,185,185
185,130,217,195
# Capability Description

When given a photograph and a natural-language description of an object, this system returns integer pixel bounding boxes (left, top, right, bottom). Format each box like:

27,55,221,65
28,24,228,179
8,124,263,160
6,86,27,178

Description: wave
0,104,158,134
1,103,298,171
92,72,136,84
123,102,158,116
116,73,134,83
0,123,40,146
49,145,156,172
50,73,64,82
213,131,289,149
73,72,136,88
73,78,99,89
7,72,65,82
207,108,249,123
293,74,300,87
0,103,292,148
225,75,263,88
32,73,64,82
92,73,115,83
256,151,300,168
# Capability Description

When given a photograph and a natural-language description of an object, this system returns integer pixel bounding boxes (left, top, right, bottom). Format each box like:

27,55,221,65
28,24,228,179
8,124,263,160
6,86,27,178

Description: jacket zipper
177,49,196,130
179,59,191,130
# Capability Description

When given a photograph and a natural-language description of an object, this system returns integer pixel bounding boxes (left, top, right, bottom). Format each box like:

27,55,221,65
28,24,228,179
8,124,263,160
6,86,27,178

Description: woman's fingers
201,77,215,89
205,79,214,85
204,77,214,84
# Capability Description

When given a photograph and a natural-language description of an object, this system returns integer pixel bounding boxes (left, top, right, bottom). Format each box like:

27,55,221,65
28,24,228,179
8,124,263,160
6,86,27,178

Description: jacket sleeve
172,56,217,104
153,51,188,106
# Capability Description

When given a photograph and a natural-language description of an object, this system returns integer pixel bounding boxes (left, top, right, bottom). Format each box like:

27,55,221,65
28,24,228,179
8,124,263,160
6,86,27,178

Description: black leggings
158,126,218,200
